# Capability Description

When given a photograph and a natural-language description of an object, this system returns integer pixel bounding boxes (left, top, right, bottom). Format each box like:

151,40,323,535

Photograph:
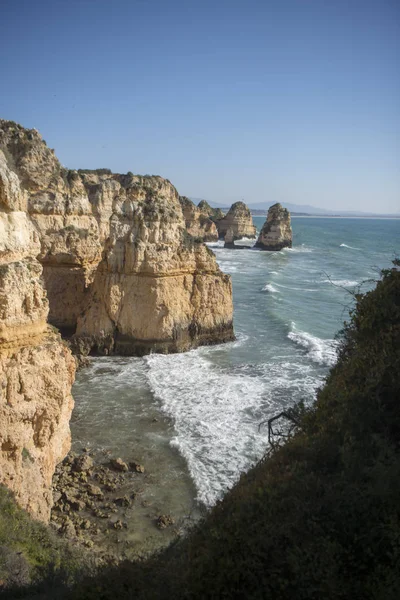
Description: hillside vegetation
3,261,400,599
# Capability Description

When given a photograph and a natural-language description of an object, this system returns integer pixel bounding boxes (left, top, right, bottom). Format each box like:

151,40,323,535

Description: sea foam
144,349,323,507
287,323,338,367
262,283,279,293
340,243,360,250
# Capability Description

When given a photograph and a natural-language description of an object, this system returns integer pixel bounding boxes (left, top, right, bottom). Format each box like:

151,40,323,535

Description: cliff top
268,202,290,216
0,119,178,202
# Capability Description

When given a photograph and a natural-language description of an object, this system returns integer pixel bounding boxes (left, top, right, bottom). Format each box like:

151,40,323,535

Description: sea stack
179,196,218,242
255,203,292,251
216,201,256,240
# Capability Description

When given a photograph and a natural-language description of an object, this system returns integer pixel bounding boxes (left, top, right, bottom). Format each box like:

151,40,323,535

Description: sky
0,0,399,213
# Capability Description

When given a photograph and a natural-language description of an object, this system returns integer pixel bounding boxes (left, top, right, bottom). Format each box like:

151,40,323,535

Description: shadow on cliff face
3,261,400,599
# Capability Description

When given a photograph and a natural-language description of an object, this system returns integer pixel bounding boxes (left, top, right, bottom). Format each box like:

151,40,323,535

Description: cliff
0,148,75,522
216,201,256,240
0,121,234,355
255,203,292,250
179,196,218,242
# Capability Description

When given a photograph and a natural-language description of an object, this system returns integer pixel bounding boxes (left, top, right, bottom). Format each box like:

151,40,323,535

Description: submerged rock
130,462,145,473
156,514,175,529
255,203,292,251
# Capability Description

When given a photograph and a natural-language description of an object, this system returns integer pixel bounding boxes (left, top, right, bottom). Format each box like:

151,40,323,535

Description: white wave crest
206,240,224,248
340,243,359,250
275,283,319,292
322,278,359,287
262,283,279,293
287,323,338,367
283,245,313,253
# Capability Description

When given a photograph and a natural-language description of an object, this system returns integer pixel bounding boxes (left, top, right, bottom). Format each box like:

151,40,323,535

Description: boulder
110,458,129,472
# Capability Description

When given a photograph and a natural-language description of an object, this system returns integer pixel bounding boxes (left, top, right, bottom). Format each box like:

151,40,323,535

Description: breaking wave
340,243,360,250
287,323,339,367
262,283,279,293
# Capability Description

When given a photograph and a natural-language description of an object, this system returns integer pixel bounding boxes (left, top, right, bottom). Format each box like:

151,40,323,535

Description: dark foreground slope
4,261,400,599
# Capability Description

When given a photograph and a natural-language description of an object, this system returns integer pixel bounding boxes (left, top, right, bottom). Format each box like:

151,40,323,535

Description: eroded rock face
198,200,224,222
0,120,234,356
74,180,234,355
179,196,218,242
0,148,75,521
216,201,256,240
255,203,292,251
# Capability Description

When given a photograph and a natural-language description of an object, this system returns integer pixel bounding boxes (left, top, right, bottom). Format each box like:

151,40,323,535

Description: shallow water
71,217,399,529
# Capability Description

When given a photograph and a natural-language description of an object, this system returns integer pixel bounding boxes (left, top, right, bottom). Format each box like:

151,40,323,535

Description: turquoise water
72,218,399,510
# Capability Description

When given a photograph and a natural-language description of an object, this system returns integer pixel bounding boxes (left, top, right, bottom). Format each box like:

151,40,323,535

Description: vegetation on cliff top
3,261,400,599
0,486,93,596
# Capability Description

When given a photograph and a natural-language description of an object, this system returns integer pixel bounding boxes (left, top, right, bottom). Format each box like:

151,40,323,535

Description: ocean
71,217,399,521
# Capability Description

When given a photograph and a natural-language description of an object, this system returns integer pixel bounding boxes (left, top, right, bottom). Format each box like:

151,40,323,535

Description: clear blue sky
1,0,399,213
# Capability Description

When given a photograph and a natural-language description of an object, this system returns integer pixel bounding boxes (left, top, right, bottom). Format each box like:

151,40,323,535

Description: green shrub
0,486,93,596
77,169,112,176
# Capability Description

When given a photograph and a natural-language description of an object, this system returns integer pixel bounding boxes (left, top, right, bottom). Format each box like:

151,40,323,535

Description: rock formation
255,203,292,251
0,147,75,521
197,200,224,222
179,196,218,242
216,201,256,240
0,120,234,357
223,228,250,250
224,228,235,249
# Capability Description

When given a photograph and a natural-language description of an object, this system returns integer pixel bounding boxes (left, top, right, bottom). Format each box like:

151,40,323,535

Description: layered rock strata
0,148,75,521
255,203,292,250
216,201,256,240
0,120,234,357
179,196,218,242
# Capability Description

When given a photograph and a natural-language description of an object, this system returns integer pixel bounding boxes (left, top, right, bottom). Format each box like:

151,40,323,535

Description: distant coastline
289,215,400,220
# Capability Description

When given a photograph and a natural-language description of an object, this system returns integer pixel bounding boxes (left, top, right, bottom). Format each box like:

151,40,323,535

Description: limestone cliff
74,178,234,355
179,196,218,242
0,120,234,356
216,201,256,240
0,148,75,521
197,200,224,222
255,203,292,251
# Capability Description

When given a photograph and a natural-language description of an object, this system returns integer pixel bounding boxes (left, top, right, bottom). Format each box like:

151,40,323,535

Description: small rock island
255,203,292,251
216,201,257,240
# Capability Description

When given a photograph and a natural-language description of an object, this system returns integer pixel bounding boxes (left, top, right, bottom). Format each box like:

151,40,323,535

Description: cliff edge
0,148,75,522
0,120,234,356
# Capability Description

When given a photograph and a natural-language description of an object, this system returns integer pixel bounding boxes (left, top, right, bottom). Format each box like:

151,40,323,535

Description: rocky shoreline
50,449,183,561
